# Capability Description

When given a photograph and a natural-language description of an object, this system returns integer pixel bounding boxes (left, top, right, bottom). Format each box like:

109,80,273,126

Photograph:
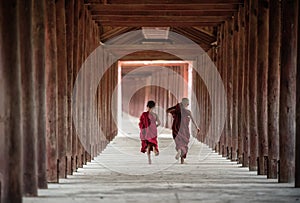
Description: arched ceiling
85,0,242,52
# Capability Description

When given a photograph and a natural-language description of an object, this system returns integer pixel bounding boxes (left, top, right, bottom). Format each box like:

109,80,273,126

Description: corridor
1,0,300,202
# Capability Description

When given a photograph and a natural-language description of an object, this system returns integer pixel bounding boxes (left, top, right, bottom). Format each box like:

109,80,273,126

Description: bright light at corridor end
72,29,227,175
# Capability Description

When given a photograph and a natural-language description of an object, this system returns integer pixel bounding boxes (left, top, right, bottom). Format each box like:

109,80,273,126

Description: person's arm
155,114,161,127
166,106,176,114
189,111,200,132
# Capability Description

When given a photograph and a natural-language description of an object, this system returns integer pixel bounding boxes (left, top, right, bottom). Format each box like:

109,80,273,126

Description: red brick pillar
0,1,23,202
279,0,298,183
267,0,281,179
45,0,58,183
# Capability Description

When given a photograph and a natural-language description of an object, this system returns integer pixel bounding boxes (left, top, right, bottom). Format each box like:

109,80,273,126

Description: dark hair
146,100,155,109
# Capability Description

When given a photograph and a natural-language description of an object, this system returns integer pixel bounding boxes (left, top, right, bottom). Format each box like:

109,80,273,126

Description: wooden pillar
279,0,298,183
65,0,74,175
242,0,250,167
296,0,300,187
45,0,58,183
257,0,269,175
226,19,233,159
76,0,84,169
217,24,224,155
268,0,281,179
237,5,245,164
32,0,47,189
221,23,227,156
19,0,38,197
0,0,22,202
77,0,85,167
56,0,68,179
248,0,258,171
72,0,79,174
232,13,239,161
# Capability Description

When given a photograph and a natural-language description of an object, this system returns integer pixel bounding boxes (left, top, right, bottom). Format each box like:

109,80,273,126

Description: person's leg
147,145,151,164
175,148,181,160
180,157,184,164
153,145,159,156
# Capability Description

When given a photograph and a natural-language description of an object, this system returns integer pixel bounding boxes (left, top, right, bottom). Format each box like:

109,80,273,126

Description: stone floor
24,132,300,203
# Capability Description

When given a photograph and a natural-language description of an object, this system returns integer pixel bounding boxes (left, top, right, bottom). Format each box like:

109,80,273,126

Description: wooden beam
96,21,222,27
119,50,202,60
172,27,216,44
88,4,239,12
100,27,139,42
106,0,243,4
93,15,228,22
103,44,208,54
91,10,234,17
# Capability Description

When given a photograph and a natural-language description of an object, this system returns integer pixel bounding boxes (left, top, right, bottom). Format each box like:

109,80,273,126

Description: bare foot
153,146,159,156
175,149,181,160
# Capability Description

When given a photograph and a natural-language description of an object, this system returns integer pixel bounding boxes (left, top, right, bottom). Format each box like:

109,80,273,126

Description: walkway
23,129,300,203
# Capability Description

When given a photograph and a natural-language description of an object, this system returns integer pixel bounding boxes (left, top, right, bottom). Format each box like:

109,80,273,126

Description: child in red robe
139,100,161,164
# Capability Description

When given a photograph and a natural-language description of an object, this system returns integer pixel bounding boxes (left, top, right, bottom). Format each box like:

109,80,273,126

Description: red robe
139,111,159,153
168,103,190,158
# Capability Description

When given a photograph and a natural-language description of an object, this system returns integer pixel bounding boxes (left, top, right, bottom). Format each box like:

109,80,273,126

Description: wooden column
19,0,38,197
257,0,269,175
279,0,298,183
0,1,22,202
65,0,74,175
226,19,233,159
232,13,239,161
248,0,258,171
237,5,245,164
72,0,79,174
221,23,227,156
76,0,84,169
56,0,68,179
242,0,250,167
32,0,47,189
45,0,58,183
267,0,281,179
77,0,85,167
296,0,300,187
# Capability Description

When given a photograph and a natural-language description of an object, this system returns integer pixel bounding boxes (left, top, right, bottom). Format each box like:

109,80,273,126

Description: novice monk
167,98,200,164
139,100,161,164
